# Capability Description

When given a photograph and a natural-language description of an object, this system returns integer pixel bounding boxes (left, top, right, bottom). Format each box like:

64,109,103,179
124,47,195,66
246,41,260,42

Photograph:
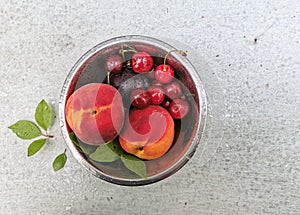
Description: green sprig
71,134,147,179
8,99,67,172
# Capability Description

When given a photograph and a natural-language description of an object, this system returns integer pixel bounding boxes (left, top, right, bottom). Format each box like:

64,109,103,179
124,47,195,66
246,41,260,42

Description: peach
66,83,124,145
119,105,174,160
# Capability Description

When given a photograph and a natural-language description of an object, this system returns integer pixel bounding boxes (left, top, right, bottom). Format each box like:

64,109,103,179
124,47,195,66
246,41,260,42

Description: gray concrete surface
1,0,300,214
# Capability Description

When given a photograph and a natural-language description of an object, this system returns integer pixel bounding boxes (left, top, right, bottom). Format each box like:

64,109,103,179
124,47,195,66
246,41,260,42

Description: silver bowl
59,35,207,186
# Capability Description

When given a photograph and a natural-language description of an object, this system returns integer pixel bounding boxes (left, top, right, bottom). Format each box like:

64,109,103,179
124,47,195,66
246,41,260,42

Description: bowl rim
58,35,208,186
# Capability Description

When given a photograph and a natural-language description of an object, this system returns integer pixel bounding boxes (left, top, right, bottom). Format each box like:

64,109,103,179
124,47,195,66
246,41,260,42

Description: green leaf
52,152,67,171
120,154,147,178
27,139,47,156
8,120,42,139
69,132,82,151
69,132,96,155
79,142,97,155
35,99,52,131
109,140,124,156
89,140,123,162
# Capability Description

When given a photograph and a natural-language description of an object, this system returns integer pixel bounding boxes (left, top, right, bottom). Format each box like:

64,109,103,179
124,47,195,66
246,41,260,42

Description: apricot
66,83,124,145
119,105,174,160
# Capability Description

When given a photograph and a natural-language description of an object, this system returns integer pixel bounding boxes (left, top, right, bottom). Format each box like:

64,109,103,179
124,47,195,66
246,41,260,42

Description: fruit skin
132,52,154,73
65,83,124,145
118,73,151,104
130,88,151,109
119,105,174,160
110,68,135,89
154,64,174,84
169,99,190,119
148,85,165,105
105,55,123,74
164,81,182,100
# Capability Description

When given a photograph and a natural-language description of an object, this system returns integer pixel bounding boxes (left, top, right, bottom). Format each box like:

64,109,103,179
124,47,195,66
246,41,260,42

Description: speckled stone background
1,0,300,214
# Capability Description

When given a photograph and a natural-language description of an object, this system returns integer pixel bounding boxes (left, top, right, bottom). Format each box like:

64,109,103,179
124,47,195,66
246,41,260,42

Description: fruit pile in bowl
59,35,207,186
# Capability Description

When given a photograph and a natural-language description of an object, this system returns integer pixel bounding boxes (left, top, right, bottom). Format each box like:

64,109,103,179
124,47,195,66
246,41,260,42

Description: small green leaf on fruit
120,154,147,178
69,132,96,155
28,139,47,156
89,140,123,162
52,152,67,171
35,99,52,131
8,120,42,139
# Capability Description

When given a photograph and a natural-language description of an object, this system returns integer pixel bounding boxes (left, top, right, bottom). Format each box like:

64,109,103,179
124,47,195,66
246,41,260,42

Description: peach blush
119,105,174,160
65,83,124,145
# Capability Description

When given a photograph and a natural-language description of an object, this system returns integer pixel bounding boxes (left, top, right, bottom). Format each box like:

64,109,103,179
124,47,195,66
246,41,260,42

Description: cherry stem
42,133,54,138
120,49,137,54
107,71,111,85
120,44,137,61
123,43,136,49
163,50,187,71
120,44,125,60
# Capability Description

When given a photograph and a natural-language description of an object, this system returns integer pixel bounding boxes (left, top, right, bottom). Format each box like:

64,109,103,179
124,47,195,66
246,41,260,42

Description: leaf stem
42,133,54,138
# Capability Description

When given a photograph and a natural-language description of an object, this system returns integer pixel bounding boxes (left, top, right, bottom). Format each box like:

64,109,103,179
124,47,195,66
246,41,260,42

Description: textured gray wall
1,0,300,214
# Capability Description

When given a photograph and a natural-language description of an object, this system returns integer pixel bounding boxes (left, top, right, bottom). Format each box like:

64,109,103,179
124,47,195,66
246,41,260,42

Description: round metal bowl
59,35,207,186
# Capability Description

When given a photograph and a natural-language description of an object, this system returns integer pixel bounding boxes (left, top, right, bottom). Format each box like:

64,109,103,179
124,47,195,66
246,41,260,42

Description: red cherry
132,52,153,73
154,49,186,84
154,64,174,83
105,55,123,74
164,81,182,100
169,99,190,119
130,88,151,109
148,85,165,105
